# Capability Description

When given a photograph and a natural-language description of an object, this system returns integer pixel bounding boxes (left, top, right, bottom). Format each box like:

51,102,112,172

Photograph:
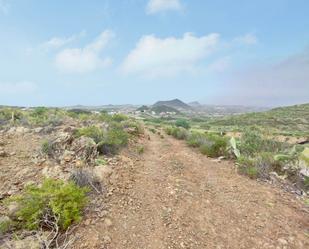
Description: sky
0,0,308,107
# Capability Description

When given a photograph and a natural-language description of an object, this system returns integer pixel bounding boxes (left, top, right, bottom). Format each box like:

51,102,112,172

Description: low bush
236,156,258,179
199,134,228,158
7,179,88,230
171,127,189,140
111,113,128,122
41,140,55,156
121,120,144,135
75,126,104,144
239,130,285,157
187,132,206,147
175,119,190,129
98,127,128,155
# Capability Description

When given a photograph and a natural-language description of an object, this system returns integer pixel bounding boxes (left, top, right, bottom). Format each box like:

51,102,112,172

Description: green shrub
75,126,104,143
111,113,128,122
175,119,190,129
187,132,206,147
171,127,189,140
239,130,285,157
98,128,128,155
31,107,48,117
95,158,107,166
236,155,258,178
122,120,144,135
164,126,173,135
199,134,228,157
7,179,88,230
41,140,54,156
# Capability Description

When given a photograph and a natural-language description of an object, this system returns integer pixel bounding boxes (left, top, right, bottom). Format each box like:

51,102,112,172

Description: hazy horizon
1,0,308,107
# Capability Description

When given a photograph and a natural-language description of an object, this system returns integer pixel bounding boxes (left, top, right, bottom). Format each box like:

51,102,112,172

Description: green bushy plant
121,120,144,135
41,140,54,156
199,134,228,158
187,132,206,147
98,127,128,155
175,119,190,129
164,126,173,135
7,179,88,230
236,156,258,179
75,126,104,143
111,113,128,122
171,127,189,140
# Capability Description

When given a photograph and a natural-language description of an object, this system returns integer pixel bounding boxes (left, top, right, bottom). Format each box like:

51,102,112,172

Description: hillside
150,105,180,114
153,99,192,111
207,103,309,136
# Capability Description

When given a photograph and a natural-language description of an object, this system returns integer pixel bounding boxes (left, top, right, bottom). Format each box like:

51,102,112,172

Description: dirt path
77,131,309,249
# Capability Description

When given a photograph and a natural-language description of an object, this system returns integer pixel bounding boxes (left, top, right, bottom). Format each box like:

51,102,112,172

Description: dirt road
77,130,309,249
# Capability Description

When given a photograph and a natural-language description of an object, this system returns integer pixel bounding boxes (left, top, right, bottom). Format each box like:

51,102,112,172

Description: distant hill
151,105,180,114
188,101,202,107
207,103,309,136
136,105,150,112
153,99,192,111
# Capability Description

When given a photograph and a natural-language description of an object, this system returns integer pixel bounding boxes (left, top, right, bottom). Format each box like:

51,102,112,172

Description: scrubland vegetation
160,106,309,192
0,107,144,247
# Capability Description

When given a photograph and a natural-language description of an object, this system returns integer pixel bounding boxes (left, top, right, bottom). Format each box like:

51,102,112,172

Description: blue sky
0,0,308,107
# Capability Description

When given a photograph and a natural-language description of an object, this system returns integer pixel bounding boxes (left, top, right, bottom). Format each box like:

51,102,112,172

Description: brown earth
73,130,309,249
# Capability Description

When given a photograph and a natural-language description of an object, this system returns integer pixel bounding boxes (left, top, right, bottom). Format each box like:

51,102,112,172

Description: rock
103,235,112,244
15,127,30,134
7,202,20,219
104,218,113,227
7,127,16,134
42,165,65,179
0,150,8,157
33,127,43,133
300,167,309,178
61,150,75,163
93,166,113,182
278,238,288,245
84,219,91,226
10,236,40,249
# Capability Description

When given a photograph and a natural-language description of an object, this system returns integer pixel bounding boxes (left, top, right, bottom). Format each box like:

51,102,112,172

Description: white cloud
146,0,182,14
122,33,220,78
40,31,86,51
0,81,37,95
233,33,258,45
55,30,114,74
207,57,230,73
0,0,9,14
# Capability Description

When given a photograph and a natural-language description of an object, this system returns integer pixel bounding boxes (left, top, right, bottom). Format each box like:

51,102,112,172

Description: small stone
0,150,8,157
278,238,288,245
103,235,112,244
104,218,113,227
84,219,91,226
